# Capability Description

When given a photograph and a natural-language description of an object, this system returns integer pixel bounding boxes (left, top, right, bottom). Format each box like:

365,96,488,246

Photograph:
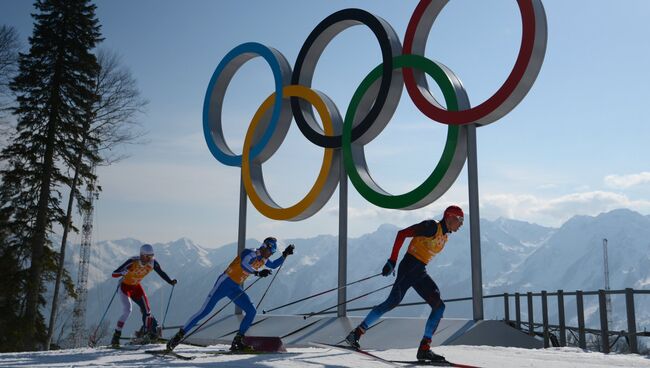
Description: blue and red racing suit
360,219,450,339
112,256,174,331
181,248,285,335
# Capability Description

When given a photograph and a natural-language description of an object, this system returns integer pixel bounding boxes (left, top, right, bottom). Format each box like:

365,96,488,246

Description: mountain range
48,208,650,346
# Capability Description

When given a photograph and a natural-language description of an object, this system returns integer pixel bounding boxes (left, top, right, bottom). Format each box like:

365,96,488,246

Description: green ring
342,54,463,209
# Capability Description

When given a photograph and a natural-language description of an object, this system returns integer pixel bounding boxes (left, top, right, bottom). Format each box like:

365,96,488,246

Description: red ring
403,0,539,126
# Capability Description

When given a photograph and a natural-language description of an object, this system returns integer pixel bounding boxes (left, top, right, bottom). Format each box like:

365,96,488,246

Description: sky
1,0,650,248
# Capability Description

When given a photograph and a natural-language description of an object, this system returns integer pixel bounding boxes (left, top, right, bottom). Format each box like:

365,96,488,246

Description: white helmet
140,243,154,256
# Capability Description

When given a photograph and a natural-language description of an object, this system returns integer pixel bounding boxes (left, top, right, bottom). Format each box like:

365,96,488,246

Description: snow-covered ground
0,343,649,368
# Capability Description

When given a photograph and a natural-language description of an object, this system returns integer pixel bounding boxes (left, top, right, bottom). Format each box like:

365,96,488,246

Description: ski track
0,344,649,367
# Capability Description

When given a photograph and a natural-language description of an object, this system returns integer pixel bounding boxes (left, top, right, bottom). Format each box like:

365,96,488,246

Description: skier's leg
112,285,131,347
231,290,255,335
131,284,151,330
359,257,419,330
413,274,446,362
346,263,415,348
413,274,444,339
116,286,132,332
359,281,407,330
181,274,229,332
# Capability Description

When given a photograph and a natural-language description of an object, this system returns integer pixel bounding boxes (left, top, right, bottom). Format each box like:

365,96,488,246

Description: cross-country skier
345,206,464,363
110,243,177,347
166,237,294,352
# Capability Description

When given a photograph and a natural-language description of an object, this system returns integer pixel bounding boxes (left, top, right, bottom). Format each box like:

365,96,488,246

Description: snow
1,344,649,367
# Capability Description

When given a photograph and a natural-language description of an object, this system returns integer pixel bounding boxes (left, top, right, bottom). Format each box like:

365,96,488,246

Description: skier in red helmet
345,206,464,363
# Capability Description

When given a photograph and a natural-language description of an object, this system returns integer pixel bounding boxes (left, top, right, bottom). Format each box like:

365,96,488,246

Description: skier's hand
170,279,178,285
256,269,272,277
381,259,396,276
282,244,295,257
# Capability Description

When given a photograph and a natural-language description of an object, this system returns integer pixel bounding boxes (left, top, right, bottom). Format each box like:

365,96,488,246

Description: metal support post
576,290,586,349
515,292,521,330
504,293,510,323
598,290,609,353
467,124,483,320
337,157,348,317
527,292,534,336
542,290,549,347
558,290,566,347
235,177,247,315
625,288,638,353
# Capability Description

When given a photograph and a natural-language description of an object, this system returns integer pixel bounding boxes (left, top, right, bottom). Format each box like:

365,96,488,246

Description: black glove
256,269,272,277
170,279,178,285
282,244,295,257
381,259,396,276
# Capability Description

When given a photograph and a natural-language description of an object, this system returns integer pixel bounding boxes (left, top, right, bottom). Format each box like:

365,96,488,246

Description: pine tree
0,0,102,351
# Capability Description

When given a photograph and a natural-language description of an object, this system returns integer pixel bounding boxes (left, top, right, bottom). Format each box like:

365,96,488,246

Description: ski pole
262,272,382,314
255,262,284,310
89,282,120,347
180,276,263,343
161,284,175,329
302,283,393,320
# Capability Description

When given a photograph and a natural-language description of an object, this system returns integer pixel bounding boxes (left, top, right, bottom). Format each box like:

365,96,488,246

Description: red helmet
443,205,464,219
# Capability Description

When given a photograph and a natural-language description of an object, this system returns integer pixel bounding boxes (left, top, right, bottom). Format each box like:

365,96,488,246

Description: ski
145,349,195,360
391,359,481,368
105,345,142,351
205,349,296,356
310,342,402,367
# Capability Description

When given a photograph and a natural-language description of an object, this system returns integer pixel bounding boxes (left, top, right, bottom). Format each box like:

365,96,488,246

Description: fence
317,287,649,354
501,288,650,354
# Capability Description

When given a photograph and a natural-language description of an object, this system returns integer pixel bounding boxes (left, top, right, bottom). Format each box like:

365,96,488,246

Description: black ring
291,8,402,148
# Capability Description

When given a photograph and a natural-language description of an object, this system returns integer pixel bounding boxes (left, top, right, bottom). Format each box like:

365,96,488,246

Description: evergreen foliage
0,0,102,351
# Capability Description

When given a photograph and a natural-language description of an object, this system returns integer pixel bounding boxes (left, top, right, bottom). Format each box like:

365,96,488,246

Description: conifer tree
0,0,101,350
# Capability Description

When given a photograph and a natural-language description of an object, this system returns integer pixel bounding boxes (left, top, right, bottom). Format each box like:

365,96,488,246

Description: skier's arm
112,259,132,278
388,224,421,262
265,256,284,269
153,260,175,285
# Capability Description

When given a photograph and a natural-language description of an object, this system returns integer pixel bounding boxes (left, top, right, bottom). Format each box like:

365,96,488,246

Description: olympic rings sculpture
203,0,547,221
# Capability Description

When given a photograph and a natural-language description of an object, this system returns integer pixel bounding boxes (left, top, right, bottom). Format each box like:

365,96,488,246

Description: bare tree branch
0,25,20,136
91,49,148,165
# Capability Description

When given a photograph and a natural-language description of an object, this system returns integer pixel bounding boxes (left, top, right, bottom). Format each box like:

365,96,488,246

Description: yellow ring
242,85,340,221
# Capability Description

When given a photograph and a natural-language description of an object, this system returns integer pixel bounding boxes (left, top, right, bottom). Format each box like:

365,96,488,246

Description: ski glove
170,279,178,285
255,269,272,277
282,244,295,257
381,259,396,276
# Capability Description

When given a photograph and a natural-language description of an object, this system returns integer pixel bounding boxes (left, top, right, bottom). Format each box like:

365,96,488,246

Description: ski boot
416,337,446,363
344,326,365,349
145,316,161,342
166,328,185,351
110,330,121,348
230,332,253,352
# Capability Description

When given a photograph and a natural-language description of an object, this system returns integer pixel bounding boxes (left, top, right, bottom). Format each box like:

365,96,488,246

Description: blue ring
202,42,286,167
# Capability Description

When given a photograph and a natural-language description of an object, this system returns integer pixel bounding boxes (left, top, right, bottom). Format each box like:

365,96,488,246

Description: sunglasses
453,215,464,224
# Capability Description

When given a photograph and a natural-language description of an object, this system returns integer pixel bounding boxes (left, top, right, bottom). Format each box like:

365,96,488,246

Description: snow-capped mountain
50,209,650,346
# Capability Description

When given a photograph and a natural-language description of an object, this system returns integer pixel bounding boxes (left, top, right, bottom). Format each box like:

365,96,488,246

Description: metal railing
502,288,649,354
314,287,649,354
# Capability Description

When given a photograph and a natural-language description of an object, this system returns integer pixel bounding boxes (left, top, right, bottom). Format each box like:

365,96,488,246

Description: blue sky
2,0,649,248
